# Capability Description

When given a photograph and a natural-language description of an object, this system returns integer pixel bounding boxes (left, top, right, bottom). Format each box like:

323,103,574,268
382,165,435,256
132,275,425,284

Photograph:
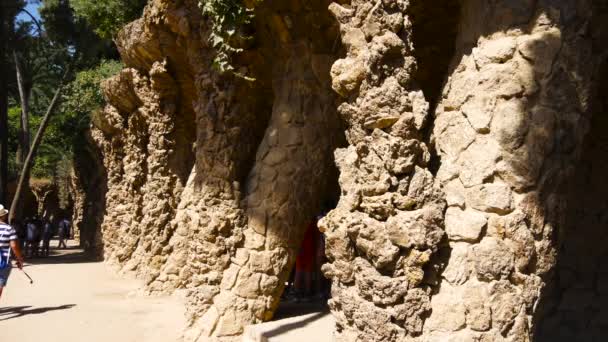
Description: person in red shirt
293,221,318,301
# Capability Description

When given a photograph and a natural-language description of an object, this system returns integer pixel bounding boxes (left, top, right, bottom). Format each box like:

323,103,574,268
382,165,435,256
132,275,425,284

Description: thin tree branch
13,50,31,167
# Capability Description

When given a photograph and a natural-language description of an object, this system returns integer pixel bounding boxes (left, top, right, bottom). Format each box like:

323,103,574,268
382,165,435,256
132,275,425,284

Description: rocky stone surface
84,0,342,341
72,0,608,341
429,1,608,341
71,131,106,257
320,0,446,340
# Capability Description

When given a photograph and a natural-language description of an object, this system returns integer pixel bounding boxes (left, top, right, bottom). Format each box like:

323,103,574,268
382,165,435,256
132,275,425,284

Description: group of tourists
15,216,72,258
0,203,74,300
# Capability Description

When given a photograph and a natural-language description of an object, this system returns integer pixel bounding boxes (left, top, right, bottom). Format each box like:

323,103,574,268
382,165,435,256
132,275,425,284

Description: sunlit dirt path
1,241,185,342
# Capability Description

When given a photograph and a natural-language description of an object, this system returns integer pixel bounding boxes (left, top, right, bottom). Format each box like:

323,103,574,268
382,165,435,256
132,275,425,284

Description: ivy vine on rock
199,0,259,79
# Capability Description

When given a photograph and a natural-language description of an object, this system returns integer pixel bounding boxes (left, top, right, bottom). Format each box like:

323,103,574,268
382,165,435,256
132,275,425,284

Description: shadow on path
264,311,329,339
0,304,76,321
273,301,329,320
25,242,97,265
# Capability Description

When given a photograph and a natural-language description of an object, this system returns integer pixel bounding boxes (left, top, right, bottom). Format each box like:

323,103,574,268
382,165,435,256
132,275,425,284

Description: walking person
33,217,42,257
64,218,72,240
41,220,53,257
57,218,68,249
25,219,38,257
0,204,24,301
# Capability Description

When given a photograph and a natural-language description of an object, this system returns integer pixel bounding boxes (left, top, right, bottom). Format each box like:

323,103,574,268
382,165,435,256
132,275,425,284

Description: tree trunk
9,68,69,223
14,51,31,169
0,3,9,205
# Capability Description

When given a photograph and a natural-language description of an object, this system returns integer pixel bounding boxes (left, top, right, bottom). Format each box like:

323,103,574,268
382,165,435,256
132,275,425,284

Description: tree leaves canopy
69,0,147,39
5,0,128,180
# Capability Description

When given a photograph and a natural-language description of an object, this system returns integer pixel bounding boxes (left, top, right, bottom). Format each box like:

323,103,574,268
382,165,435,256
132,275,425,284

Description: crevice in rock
408,0,461,109
407,0,461,177
422,234,451,292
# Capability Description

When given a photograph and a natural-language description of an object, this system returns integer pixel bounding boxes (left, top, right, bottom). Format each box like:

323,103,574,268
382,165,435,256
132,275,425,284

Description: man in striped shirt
0,204,24,299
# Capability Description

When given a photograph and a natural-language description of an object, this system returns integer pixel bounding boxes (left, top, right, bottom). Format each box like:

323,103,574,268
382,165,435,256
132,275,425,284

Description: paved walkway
1,241,335,342
1,241,185,342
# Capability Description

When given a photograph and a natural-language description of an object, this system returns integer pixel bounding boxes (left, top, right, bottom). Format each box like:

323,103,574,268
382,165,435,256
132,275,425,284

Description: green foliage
199,0,257,77
62,59,122,116
45,60,122,171
12,34,69,110
8,60,122,179
3,0,127,209
69,0,147,39
39,0,117,65
39,0,81,46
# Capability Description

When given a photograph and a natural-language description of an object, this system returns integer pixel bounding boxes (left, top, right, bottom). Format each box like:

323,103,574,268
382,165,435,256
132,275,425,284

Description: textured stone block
445,207,487,242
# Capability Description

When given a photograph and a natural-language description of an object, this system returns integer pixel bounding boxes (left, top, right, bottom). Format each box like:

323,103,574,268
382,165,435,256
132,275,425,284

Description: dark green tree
69,0,147,39
0,0,25,204
39,0,119,65
9,66,70,222
8,6,70,219
5,0,137,221
13,32,66,168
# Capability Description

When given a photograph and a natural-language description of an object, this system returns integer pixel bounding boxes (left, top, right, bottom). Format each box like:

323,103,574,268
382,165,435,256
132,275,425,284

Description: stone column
427,0,604,341
325,0,606,341
185,45,341,341
322,1,446,340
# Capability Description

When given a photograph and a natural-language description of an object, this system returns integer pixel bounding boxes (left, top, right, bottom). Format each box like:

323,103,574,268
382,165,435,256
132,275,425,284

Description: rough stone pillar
91,0,201,282
71,132,107,256
93,62,192,282
76,0,608,340
187,45,341,341
321,1,446,340
428,1,607,340
324,0,608,341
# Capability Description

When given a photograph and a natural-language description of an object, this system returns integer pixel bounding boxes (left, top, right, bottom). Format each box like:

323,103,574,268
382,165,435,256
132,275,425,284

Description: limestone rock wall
73,0,608,341
86,0,343,341
91,0,201,281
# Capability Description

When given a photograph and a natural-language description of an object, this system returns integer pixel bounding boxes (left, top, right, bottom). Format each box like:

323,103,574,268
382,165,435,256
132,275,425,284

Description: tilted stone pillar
186,46,342,341
427,0,606,340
